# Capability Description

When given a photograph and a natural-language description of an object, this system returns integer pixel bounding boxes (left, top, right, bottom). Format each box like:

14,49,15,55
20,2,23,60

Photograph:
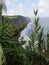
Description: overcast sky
2,0,49,17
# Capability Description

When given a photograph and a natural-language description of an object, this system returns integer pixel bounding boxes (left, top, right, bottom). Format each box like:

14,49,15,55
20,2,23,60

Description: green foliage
0,4,26,65
0,3,49,65
25,10,49,65
0,4,6,65
0,44,6,65
2,16,26,65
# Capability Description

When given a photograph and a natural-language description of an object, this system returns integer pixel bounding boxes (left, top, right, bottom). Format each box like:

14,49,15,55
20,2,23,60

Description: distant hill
7,15,31,27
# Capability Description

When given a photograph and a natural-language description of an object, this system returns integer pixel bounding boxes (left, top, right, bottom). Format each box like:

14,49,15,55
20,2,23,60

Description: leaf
0,44,6,65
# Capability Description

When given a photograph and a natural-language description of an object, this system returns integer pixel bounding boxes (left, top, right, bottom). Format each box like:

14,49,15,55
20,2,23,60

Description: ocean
19,17,49,41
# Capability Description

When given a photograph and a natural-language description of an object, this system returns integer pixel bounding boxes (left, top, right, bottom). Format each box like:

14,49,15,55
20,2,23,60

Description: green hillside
5,15,31,27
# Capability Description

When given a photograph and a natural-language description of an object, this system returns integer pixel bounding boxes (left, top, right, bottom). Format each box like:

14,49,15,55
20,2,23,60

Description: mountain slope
7,15,31,27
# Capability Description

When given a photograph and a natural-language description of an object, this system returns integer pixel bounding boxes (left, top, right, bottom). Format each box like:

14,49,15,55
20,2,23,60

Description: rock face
7,15,31,27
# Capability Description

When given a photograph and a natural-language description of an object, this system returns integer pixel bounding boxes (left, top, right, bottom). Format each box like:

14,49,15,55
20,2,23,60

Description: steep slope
7,15,31,27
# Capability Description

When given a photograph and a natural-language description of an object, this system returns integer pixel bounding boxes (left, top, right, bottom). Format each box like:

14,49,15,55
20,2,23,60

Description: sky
1,0,49,17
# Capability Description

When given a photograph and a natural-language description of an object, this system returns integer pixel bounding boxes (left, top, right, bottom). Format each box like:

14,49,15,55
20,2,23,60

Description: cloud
2,0,49,17
32,3,35,8
3,9,16,16
2,0,12,15
39,8,44,13
7,10,16,16
4,0,11,6
3,3,26,16
38,0,49,17
39,0,49,8
2,10,6,15
26,0,30,4
29,10,34,17
16,4,24,12
29,3,37,17
16,3,26,16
